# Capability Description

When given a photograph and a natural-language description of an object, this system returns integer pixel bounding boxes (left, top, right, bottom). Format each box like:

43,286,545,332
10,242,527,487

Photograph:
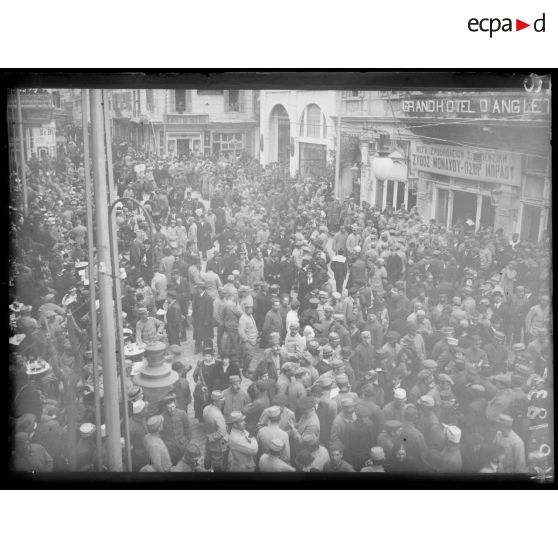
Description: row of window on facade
112,90,247,116
157,131,245,156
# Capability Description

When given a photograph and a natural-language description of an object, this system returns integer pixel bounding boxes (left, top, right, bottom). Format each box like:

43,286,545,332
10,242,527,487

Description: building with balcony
110,89,259,158
259,90,337,178
7,90,57,166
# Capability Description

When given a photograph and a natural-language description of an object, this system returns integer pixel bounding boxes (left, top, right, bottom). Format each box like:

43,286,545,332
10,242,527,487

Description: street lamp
371,133,394,181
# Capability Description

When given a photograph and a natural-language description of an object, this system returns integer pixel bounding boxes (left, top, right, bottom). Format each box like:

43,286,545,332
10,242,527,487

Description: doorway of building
299,143,327,178
176,138,190,156
521,204,542,242
436,188,449,224
480,195,495,228
452,190,477,226
269,104,291,165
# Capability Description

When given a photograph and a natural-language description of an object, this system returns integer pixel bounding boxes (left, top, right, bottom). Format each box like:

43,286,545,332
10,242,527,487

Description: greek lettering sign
410,142,521,186
401,94,550,120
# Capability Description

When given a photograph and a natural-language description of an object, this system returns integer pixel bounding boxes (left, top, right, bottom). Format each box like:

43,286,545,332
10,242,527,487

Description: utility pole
82,89,103,470
90,89,122,471
16,89,28,216
102,89,132,472
334,91,342,200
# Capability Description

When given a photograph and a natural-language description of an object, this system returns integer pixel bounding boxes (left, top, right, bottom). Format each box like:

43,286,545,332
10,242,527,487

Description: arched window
306,104,321,138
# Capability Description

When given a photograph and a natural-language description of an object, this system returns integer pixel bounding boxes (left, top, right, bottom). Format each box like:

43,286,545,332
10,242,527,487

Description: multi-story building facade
7,90,57,166
110,89,259,158
337,89,551,242
259,90,338,178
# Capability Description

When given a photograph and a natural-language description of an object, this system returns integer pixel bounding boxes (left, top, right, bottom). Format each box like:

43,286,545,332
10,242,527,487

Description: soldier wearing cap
292,396,320,452
353,330,375,380
377,419,403,458
143,415,172,472
493,414,527,473
257,393,296,432
170,443,208,472
424,425,463,473
257,406,291,463
311,377,337,445
12,414,54,473
237,301,259,374
408,369,436,406
330,396,356,450
381,331,402,360
160,393,192,465
383,387,408,423
361,446,386,472
525,294,550,341
431,326,454,362
526,327,549,366
485,373,514,424
483,330,508,374
330,312,352,348
203,390,229,471
316,345,334,376
256,332,289,383
286,366,307,412
258,438,296,472
227,411,258,472
417,395,445,452
222,375,250,420
319,302,334,332
333,373,358,412
463,334,489,369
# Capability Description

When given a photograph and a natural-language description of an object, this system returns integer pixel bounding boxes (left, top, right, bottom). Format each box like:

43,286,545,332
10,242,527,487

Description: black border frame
1,69,555,489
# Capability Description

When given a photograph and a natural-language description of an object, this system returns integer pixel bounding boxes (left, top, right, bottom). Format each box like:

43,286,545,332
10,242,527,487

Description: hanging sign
410,142,522,186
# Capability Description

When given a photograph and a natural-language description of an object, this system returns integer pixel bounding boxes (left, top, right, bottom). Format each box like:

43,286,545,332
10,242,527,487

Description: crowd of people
8,130,553,477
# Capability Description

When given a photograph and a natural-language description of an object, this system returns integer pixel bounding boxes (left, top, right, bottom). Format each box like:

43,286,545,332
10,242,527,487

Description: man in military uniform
203,390,229,471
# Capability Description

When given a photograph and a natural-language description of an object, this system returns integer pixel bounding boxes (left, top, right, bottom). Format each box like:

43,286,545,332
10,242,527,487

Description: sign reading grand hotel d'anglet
410,142,522,186
400,94,550,120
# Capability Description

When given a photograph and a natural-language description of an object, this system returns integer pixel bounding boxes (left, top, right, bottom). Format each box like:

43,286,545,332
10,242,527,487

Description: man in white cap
361,446,386,472
228,411,258,472
203,390,229,471
383,388,407,422
129,399,149,471
493,414,527,473
75,422,97,471
424,424,462,473
258,438,296,472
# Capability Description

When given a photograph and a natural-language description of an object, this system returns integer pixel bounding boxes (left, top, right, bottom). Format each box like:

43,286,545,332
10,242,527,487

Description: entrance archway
269,104,290,165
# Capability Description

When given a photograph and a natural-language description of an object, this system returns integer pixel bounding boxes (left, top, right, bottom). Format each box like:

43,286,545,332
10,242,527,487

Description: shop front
166,132,202,157
411,141,522,234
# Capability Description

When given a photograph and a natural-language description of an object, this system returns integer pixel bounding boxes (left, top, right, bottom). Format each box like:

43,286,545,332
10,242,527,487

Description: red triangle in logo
516,19,530,31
